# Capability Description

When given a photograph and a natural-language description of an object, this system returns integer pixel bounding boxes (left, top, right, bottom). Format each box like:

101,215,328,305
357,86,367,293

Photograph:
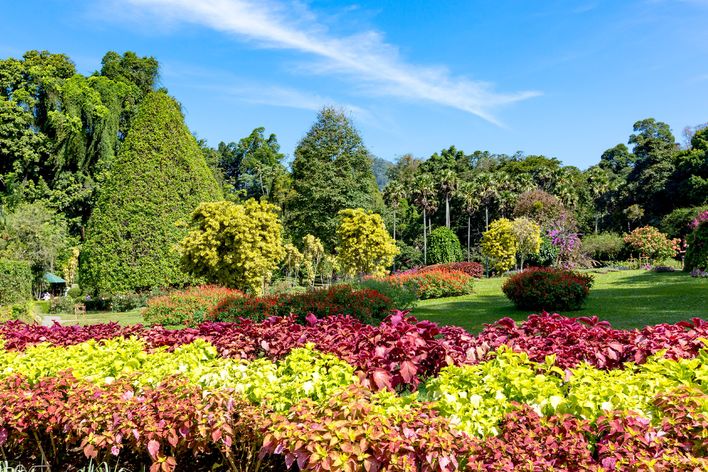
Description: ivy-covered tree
80,91,222,293
289,107,382,249
336,208,398,277
428,227,463,264
179,199,285,294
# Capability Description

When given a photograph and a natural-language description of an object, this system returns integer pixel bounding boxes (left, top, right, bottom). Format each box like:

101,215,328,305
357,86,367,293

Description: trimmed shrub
210,285,395,325
80,91,223,294
502,267,594,311
428,227,463,264
685,218,708,272
581,232,625,262
386,269,474,299
0,259,32,305
142,285,243,326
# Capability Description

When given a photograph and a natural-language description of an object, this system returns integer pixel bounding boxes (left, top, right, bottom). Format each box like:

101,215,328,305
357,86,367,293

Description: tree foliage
179,199,285,294
428,227,463,264
336,208,398,277
481,218,518,273
289,107,382,249
0,259,32,304
512,217,541,270
80,91,222,294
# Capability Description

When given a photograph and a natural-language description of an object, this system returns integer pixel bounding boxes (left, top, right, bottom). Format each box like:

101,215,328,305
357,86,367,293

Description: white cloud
117,0,540,124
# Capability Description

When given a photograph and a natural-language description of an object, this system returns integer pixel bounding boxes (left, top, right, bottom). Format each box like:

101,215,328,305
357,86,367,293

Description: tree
626,119,678,218
599,144,635,175
438,169,458,228
218,127,289,202
412,174,437,264
513,189,566,230
289,107,382,249
512,217,541,270
0,202,71,285
80,91,223,293
428,227,463,264
180,200,285,294
585,166,611,233
624,204,644,231
302,234,325,288
100,51,159,95
383,181,406,242
458,181,480,261
624,226,678,264
481,218,517,273
0,50,151,232
336,208,398,277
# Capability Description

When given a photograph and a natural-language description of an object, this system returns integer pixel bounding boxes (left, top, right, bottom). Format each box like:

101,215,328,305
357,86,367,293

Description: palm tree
413,174,437,265
585,166,610,233
383,181,406,242
458,181,480,262
438,169,458,228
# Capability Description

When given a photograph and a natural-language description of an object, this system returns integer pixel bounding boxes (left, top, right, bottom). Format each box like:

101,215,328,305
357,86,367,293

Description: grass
411,269,708,332
51,309,143,326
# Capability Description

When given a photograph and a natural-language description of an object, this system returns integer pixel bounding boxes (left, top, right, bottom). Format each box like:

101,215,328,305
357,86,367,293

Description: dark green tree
80,92,223,293
289,107,382,249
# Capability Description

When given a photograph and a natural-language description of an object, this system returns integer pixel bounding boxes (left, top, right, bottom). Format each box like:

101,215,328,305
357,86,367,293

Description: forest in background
1,50,707,295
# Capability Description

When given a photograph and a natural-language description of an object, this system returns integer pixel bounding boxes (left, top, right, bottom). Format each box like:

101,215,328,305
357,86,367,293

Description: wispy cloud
111,0,540,124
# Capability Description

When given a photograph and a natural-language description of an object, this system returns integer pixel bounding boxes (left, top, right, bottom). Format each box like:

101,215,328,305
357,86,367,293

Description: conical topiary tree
80,91,223,293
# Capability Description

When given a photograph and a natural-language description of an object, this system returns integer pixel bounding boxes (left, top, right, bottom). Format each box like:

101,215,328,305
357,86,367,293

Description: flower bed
0,313,706,470
385,269,474,299
142,285,243,326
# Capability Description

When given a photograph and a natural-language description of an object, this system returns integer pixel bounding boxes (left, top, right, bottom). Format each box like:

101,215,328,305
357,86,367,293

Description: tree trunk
423,210,427,265
446,196,450,228
595,214,599,234
467,215,471,262
393,210,397,242
484,205,489,278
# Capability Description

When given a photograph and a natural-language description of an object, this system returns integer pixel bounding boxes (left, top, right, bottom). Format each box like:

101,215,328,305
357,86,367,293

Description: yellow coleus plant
335,208,398,278
179,199,286,294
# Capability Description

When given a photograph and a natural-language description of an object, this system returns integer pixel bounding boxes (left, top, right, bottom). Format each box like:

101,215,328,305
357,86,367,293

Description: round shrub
428,227,463,264
685,218,708,272
210,285,395,325
624,226,679,263
142,285,243,326
502,268,594,311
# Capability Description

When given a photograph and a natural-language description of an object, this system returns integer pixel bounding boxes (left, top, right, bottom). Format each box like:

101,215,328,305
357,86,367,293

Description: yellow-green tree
179,199,285,294
302,234,325,287
282,243,303,282
336,208,398,277
512,217,541,270
481,218,518,273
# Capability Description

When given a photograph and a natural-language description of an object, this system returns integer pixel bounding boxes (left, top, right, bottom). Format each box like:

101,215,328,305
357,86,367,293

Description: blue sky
2,0,707,169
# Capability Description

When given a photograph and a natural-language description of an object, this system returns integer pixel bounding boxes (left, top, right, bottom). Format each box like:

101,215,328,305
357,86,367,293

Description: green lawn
412,269,708,332
52,309,144,326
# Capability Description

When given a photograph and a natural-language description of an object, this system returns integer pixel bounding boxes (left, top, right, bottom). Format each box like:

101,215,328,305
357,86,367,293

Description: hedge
0,259,32,305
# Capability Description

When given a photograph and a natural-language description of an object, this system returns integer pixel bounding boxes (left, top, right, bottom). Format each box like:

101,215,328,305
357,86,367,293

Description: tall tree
80,91,223,293
289,107,382,249
413,174,437,265
438,169,458,228
383,181,406,242
458,181,480,261
219,127,288,202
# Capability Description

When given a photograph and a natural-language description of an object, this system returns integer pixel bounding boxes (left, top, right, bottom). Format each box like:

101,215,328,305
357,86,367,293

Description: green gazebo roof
43,272,66,284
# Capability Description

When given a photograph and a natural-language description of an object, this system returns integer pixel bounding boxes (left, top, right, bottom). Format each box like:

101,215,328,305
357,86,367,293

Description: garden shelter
43,272,66,296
